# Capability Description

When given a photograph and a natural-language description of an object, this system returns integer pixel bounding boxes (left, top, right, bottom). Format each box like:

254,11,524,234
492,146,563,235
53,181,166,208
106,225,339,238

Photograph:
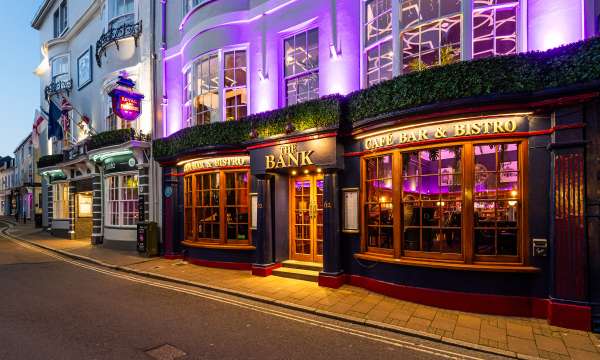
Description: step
281,260,323,272
271,267,320,282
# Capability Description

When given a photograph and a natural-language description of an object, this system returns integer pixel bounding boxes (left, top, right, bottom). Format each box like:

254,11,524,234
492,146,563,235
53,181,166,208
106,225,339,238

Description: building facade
154,0,600,333
13,135,40,223
32,0,158,247
0,157,16,216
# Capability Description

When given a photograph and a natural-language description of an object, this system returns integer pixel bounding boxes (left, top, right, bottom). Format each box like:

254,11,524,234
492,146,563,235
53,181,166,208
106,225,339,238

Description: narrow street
0,222,506,360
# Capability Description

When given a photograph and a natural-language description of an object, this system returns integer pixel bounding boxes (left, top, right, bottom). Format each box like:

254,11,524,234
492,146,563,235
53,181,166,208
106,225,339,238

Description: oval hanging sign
109,75,144,121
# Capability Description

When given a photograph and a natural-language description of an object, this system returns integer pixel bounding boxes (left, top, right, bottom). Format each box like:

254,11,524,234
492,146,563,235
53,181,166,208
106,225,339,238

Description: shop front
249,133,344,278
162,152,255,268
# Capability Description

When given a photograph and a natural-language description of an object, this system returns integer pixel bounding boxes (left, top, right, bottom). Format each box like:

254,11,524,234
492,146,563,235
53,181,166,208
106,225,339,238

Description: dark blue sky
0,1,41,156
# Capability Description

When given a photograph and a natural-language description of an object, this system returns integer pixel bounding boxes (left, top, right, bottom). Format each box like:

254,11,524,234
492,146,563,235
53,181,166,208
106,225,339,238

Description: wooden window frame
183,169,252,247
359,138,529,267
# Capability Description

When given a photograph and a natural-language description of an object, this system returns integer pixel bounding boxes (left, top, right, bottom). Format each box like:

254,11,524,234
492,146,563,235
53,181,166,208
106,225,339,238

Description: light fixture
291,170,297,176
508,200,518,206
303,169,309,174
258,68,268,81
317,168,322,173
510,190,518,197
329,43,341,59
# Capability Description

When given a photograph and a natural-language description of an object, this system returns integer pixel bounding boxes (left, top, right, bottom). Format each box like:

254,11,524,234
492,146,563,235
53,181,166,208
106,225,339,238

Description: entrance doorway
290,174,323,263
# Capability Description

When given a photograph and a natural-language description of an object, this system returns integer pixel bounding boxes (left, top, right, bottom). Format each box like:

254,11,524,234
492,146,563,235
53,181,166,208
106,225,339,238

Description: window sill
182,240,255,251
354,253,540,273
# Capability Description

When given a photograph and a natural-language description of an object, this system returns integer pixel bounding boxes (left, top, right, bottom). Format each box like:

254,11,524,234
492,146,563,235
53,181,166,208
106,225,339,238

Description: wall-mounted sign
250,193,258,230
250,137,341,175
362,117,526,151
182,156,249,173
104,154,137,174
109,76,144,121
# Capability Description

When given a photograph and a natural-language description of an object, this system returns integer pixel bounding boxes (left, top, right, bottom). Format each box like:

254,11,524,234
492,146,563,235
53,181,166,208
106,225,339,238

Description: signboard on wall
361,116,528,152
104,154,137,174
250,136,341,175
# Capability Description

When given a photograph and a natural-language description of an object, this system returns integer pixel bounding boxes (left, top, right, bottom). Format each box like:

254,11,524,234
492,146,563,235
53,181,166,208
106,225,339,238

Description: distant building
0,156,15,216
13,134,40,222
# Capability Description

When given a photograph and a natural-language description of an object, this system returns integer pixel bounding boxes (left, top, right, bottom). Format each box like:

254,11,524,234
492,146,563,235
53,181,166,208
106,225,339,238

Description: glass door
291,174,324,263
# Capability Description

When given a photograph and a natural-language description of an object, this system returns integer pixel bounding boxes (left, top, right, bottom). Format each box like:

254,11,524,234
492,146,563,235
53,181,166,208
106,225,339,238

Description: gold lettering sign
183,156,249,173
265,143,315,170
364,118,520,150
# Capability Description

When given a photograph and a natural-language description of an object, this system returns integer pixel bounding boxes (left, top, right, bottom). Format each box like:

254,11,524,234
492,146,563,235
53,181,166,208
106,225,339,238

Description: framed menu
342,188,359,233
250,193,258,229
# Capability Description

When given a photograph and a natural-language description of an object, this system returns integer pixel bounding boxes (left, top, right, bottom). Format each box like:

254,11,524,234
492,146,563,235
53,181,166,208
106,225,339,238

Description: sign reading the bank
363,117,526,151
250,137,341,175
183,156,249,173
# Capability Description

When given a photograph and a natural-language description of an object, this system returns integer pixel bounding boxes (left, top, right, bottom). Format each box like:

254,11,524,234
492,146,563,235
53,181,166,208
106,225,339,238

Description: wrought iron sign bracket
95,20,143,67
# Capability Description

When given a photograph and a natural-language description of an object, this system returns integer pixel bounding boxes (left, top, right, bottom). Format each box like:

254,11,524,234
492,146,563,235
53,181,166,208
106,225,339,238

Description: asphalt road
0,222,508,360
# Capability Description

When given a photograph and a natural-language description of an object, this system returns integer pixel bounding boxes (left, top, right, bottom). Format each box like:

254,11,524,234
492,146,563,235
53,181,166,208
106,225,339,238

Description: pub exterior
153,0,600,333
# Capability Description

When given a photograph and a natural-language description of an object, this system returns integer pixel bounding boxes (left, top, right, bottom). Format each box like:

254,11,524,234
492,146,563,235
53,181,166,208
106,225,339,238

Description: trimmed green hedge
153,95,342,159
88,128,150,151
153,37,600,160
37,154,64,169
346,37,600,122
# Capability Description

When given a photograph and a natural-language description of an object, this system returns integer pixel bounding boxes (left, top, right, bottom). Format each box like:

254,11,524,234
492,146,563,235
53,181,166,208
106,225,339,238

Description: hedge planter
37,154,64,169
88,128,150,151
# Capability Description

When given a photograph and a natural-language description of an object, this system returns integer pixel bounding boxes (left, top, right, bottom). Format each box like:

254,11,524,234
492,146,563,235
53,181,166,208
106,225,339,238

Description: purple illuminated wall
528,0,585,51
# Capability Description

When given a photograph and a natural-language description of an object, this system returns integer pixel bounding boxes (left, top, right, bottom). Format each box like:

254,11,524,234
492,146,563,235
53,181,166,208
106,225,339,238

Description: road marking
0,224,490,360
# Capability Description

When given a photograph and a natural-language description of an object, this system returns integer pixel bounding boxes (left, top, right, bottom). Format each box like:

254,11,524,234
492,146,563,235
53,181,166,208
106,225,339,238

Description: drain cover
145,344,186,360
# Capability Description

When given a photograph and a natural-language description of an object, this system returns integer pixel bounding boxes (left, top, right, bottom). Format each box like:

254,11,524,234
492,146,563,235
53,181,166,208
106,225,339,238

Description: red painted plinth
547,301,592,331
251,263,282,276
185,257,252,271
163,254,183,260
318,273,346,289
347,275,592,331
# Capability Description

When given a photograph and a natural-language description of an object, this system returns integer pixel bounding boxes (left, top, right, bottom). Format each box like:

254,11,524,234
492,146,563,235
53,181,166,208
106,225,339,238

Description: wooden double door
290,174,324,263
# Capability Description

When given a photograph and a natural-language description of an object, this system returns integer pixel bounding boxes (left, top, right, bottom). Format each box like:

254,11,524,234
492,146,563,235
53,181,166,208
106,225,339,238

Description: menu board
250,193,258,229
343,188,359,232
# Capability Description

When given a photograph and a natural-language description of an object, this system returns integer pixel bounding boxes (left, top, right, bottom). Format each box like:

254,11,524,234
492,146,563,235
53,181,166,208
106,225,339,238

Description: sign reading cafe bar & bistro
183,156,249,173
363,117,525,150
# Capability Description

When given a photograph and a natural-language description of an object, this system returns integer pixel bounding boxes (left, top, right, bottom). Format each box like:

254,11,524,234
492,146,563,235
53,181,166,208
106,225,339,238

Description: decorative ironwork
95,20,143,67
44,79,73,99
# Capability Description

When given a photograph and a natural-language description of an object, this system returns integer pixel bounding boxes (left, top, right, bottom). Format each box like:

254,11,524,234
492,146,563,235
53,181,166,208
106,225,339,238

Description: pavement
3,218,600,360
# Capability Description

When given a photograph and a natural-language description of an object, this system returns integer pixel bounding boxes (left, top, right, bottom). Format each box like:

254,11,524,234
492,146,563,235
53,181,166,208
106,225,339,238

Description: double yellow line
0,222,488,360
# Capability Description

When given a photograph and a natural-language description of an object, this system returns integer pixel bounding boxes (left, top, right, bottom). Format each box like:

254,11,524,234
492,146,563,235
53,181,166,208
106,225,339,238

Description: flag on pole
32,110,47,149
47,99,63,140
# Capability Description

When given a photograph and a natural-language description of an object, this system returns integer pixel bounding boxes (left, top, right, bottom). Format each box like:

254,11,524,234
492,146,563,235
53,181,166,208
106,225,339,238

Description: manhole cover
145,344,186,360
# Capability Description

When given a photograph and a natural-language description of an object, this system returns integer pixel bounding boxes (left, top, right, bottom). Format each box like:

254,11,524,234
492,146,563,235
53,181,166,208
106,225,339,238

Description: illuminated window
52,183,69,219
400,0,462,73
77,193,93,218
284,28,319,106
183,0,205,14
361,140,524,264
364,0,393,86
106,97,133,131
473,1,519,59
224,50,248,121
402,147,463,255
185,48,248,125
105,174,138,226
364,154,393,251
184,170,250,245
108,0,134,30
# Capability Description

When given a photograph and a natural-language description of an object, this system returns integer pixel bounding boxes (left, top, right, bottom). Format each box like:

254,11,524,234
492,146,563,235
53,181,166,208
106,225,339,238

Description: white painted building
32,0,158,248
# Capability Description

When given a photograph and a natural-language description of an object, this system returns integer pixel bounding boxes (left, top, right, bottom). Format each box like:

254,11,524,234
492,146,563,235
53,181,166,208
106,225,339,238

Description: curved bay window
361,140,525,265
184,170,250,246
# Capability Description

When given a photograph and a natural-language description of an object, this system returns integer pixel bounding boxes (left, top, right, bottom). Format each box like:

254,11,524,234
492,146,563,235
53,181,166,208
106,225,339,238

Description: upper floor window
473,0,519,59
401,0,462,73
284,28,319,106
51,55,69,83
53,0,68,38
106,97,133,131
183,0,204,14
108,0,135,30
184,48,248,126
364,0,393,86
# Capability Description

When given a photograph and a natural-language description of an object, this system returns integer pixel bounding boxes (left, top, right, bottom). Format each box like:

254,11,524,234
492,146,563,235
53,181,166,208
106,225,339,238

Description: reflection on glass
473,143,519,256
365,154,393,249
402,147,462,254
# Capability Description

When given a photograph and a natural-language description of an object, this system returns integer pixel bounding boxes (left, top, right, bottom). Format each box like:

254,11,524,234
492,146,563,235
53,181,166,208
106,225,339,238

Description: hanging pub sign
109,75,144,121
